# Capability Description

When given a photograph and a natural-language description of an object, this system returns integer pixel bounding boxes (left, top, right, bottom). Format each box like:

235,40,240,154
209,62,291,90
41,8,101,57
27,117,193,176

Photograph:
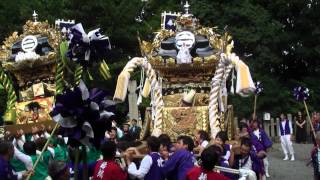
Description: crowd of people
1,114,320,180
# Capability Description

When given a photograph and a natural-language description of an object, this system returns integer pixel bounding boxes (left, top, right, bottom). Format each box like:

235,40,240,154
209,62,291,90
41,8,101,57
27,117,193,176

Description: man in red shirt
92,141,127,180
186,145,230,180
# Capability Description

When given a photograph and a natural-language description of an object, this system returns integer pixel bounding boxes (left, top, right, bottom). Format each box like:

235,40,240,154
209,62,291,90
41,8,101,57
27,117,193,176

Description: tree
0,0,319,120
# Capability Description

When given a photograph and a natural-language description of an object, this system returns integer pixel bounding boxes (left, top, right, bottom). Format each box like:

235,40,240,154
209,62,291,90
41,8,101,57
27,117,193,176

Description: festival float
0,12,65,133
114,2,256,139
0,11,112,135
0,11,116,178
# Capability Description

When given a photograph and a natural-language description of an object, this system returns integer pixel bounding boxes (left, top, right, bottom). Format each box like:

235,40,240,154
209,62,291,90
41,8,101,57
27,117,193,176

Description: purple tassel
66,23,111,66
293,86,309,101
254,81,263,95
50,81,116,148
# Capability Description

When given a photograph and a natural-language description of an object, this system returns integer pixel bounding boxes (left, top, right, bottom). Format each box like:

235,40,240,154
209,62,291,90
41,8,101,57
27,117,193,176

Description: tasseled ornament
113,71,130,102
142,79,151,97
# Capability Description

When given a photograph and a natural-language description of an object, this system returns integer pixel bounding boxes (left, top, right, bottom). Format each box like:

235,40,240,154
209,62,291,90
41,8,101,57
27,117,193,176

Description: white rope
209,53,232,138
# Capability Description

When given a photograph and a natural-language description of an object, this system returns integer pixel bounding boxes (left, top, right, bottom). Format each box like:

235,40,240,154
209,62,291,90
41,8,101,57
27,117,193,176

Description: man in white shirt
126,136,163,180
279,113,295,161
0,140,33,179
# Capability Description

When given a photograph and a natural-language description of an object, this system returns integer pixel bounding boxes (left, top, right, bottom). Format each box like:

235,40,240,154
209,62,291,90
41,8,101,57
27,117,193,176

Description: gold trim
162,106,209,139
0,20,61,87
0,20,61,62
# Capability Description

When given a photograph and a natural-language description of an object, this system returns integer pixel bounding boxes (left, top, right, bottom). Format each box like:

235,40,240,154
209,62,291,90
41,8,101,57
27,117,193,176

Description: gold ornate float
114,2,256,139
0,12,63,124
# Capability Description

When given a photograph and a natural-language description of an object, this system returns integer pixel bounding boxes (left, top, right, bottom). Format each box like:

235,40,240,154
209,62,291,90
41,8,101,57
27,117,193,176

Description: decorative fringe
137,67,145,105
235,60,255,96
0,65,17,123
113,71,130,102
230,68,235,94
74,64,83,86
99,60,111,80
87,69,93,80
55,41,68,95
142,79,151,97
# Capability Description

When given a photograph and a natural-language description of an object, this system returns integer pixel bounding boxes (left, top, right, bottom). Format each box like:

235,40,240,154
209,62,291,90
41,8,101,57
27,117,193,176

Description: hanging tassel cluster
293,86,309,101
254,81,263,95
50,81,116,148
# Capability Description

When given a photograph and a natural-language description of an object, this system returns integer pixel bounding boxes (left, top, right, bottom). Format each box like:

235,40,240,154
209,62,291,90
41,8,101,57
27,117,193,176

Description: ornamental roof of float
0,11,62,87
139,1,234,82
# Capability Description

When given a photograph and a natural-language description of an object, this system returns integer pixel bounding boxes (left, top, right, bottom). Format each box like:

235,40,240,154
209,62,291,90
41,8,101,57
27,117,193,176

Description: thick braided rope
142,60,163,136
119,57,163,136
223,64,234,83
220,63,234,131
119,58,145,77
209,54,231,138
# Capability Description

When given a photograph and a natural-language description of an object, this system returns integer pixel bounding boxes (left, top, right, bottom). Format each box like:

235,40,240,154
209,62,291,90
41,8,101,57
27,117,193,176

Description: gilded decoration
162,106,209,139
140,26,232,84
0,20,61,63
15,96,54,124
0,16,61,124
0,20,61,87
163,93,209,107
151,29,176,49
137,3,237,138
141,25,234,68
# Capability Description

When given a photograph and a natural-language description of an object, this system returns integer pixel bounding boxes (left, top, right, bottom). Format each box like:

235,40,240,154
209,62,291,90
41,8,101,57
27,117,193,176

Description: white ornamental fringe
137,67,145,105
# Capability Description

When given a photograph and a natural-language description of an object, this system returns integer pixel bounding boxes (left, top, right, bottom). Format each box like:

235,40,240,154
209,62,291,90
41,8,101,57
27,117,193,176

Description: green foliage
0,0,319,119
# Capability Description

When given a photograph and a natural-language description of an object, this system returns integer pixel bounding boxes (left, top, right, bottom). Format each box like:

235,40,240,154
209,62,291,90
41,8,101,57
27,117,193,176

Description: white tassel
137,93,142,105
137,67,145,105
218,87,224,112
230,68,235,94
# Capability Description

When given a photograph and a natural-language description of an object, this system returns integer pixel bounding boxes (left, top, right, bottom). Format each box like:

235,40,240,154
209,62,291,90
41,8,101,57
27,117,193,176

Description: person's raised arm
229,144,240,167
14,146,33,170
161,150,181,176
127,154,152,179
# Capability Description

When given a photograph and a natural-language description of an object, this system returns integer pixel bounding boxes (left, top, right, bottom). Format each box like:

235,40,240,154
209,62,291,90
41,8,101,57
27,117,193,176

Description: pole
253,95,257,119
82,145,88,180
74,148,80,180
303,100,316,139
26,122,59,180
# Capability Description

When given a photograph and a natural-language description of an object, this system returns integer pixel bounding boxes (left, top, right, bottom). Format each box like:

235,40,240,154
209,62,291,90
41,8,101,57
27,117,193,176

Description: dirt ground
268,143,314,180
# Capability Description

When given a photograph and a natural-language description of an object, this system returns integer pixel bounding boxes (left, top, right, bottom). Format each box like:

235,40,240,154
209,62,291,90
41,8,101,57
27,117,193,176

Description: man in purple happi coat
127,136,164,180
161,135,195,180
279,113,295,161
250,120,273,177
231,137,266,180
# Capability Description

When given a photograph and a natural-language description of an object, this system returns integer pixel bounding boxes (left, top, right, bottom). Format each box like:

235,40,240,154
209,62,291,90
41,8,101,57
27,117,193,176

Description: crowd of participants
0,115,320,180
